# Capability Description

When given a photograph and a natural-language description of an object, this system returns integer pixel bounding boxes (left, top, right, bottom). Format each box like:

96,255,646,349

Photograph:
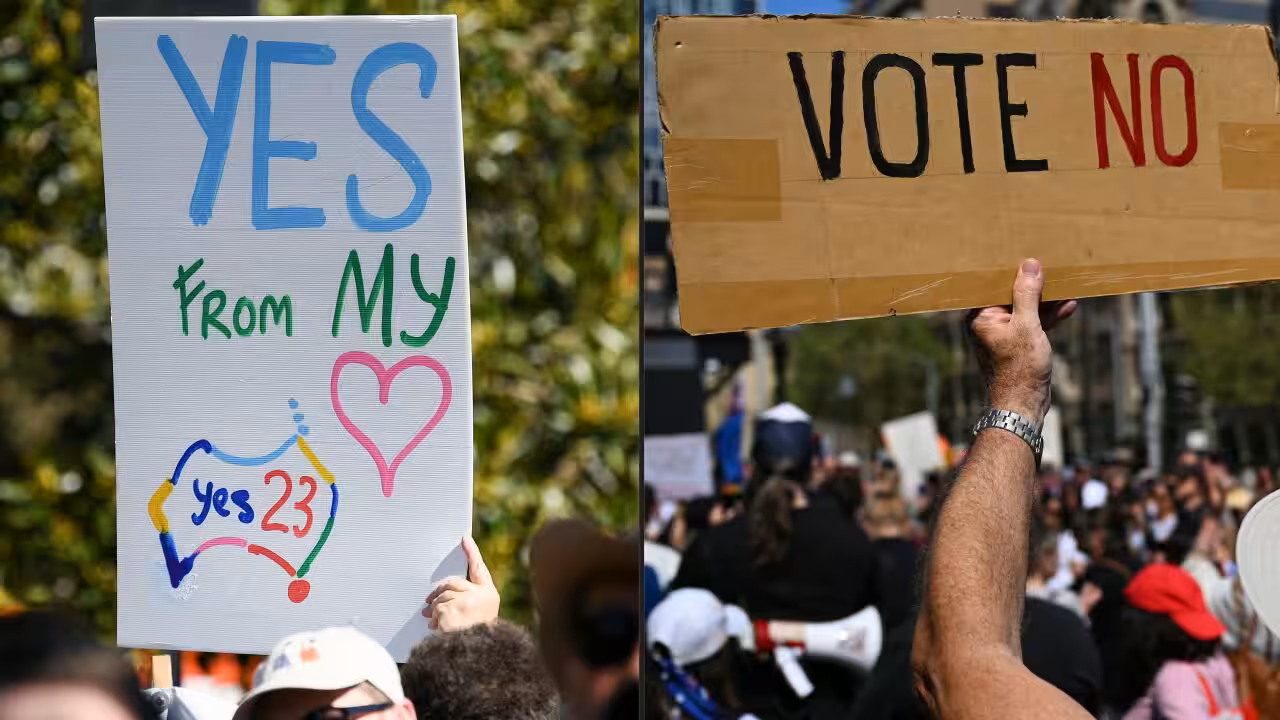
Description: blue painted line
171,439,213,485
329,483,339,517
209,435,296,466
160,531,197,588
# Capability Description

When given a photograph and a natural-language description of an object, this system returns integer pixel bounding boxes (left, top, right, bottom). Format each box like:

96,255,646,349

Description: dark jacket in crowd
850,597,1104,720
871,537,919,632
673,490,878,623
673,489,880,720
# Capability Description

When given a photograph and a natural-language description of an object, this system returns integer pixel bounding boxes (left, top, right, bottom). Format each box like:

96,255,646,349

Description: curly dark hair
1112,606,1220,712
0,610,151,720
400,620,560,720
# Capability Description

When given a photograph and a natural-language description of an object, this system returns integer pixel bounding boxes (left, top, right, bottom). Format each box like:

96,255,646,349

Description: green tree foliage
788,316,952,430
0,0,636,634
1169,286,1280,409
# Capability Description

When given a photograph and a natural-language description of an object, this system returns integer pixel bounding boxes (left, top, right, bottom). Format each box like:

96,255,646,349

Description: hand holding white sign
423,537,500,632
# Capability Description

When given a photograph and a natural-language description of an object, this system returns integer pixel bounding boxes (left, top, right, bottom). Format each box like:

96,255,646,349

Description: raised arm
911,259,1090,720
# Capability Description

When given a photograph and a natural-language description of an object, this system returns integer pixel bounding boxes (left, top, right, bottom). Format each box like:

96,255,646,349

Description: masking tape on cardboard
663,138,782,223
1220,122,1280,190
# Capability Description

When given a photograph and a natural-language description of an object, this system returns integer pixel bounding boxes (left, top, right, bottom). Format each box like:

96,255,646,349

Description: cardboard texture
656,16,1280,334
97,16,472,660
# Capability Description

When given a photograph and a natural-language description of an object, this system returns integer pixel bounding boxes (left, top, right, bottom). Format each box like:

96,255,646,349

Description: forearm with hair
913,428,1090,719
925,429,1036,652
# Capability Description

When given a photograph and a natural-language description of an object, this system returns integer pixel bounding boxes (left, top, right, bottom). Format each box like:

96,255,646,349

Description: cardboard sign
656,17,1280,334
97,16,471,659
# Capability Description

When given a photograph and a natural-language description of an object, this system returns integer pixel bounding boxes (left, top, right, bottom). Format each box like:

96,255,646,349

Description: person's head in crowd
1038,463,1062,496
1080,512,1131,565
1177,449,1201,473
688,496,736,533
750,402,813,488
821,464,864,519
1150,482,1175,519
1061,477,1081,520
530,519,639,720
836,450,862,470
1121,497,1150,556
233,627,412,720
645,588,749,718
0,610,150,720
1173,466,1208,513
1190,512,1224,560
400,620,558,720
1040,493,1065,533
917,469,945,525
1203,451,1228,478
1258,466,1275,496
1114,564,1226,713
1103,466,1130,499
663,495,735,552
1225,486,1254,527
864,492,909,540
1027,516,1059,586
872,464,902,497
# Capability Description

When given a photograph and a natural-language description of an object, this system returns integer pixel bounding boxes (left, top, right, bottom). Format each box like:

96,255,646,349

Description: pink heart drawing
330,351,453,498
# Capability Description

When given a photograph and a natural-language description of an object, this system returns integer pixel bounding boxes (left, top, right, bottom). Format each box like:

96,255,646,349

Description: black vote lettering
932,53,983,174
996,53,1049,173
788,51,846,180
863,54,930,178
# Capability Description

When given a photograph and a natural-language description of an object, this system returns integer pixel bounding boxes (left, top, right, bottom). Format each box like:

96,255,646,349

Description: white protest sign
643,433,714,501
1042,407,1065,470
96,16,471,659
881,412,943,501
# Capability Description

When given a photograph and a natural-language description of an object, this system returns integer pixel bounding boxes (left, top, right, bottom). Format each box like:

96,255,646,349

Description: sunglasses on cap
301,702,394,720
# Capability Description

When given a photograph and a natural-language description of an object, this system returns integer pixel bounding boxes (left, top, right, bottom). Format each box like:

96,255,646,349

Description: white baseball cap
647,588,743,667
232,627,403,720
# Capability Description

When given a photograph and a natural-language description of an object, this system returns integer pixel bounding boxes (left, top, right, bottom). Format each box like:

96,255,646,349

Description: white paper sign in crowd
880,412,943,501
96,16,471,660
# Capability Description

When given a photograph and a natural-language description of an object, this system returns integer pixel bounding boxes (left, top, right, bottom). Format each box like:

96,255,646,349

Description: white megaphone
728,604,884,672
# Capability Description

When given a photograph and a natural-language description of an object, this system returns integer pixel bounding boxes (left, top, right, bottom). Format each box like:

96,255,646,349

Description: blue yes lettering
158,34,437,231
192,477,254,526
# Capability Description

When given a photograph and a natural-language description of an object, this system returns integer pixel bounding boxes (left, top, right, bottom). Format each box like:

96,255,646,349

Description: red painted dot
288,579,311,603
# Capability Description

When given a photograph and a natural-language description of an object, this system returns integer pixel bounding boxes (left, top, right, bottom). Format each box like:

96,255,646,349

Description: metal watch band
972,409,1044,468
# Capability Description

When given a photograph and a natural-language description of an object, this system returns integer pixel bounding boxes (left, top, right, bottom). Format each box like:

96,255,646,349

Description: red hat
1124,563,1225,641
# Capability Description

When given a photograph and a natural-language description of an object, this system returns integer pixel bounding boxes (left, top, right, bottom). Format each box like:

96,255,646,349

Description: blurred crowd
0,519,639,720
644,403,1280,719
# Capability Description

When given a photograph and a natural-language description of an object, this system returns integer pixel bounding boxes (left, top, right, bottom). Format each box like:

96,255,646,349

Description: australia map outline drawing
147,352,452,604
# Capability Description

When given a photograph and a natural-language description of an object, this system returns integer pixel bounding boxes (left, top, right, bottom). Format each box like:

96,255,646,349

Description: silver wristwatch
972,409,1044,469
